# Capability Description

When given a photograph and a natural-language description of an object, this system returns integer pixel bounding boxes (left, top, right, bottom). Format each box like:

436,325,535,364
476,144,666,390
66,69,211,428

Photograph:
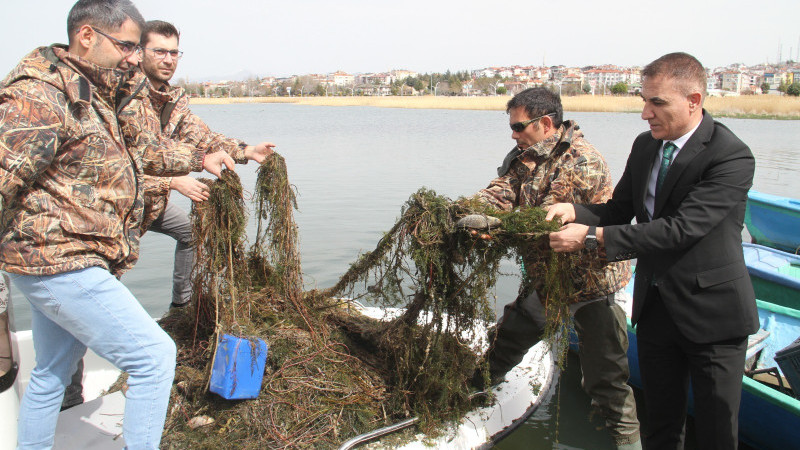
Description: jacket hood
2,45,135,108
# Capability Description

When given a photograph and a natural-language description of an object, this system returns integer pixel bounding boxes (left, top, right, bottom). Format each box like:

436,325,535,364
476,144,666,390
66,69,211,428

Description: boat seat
746,328,770,370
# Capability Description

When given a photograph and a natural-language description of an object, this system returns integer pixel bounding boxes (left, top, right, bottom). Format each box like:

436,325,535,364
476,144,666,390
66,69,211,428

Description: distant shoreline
189,95,800,120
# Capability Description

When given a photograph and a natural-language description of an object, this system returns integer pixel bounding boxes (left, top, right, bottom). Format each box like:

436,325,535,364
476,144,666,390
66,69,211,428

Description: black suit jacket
575,111,759,343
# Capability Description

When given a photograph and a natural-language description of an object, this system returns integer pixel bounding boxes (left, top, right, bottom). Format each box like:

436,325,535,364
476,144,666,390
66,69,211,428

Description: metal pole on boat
337,417,418,450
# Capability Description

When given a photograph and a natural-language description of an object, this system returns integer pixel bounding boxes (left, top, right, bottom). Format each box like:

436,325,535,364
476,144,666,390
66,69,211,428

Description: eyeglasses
510,113,554,132
90,26,141,56
145,48,184,60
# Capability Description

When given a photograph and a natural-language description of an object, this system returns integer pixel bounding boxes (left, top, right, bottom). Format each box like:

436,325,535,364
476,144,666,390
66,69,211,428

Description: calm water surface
8,104,799,448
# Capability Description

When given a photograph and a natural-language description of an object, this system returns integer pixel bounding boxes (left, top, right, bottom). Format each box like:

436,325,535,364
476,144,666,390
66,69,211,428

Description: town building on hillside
358,73,394,86
391,69,418,80
721,71,745,93
331,71,355,86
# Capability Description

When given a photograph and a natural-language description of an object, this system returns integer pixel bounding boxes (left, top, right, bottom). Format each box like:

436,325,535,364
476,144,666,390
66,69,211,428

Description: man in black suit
546,52,759,449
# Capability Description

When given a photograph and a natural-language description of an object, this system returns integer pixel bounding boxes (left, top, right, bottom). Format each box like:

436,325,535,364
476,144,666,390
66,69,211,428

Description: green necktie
656,142,677,194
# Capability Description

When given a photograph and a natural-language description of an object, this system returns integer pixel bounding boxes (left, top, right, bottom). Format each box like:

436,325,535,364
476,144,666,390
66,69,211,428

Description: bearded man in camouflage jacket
137,20,276,309
469,88,641,450
0,1,233,448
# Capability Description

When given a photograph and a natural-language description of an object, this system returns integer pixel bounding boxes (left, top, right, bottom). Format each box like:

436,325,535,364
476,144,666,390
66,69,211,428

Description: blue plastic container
209,334,268,400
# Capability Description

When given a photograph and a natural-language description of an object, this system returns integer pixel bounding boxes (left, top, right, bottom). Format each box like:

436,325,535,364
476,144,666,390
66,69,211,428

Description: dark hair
67,0,145,44
506,87,563,128
642,52,707,98
141,20,181,47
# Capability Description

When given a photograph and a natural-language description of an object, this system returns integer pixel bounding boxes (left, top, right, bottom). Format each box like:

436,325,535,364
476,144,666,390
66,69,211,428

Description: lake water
7,104,800,448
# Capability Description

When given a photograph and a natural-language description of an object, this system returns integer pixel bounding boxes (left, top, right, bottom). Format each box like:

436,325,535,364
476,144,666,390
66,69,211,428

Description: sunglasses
90,26,142,56
145,48,184,60
510,113,553,132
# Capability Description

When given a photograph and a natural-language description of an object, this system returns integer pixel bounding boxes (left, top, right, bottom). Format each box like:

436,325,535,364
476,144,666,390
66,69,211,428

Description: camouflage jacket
140,84,248,230
0,46,203,277
477,120,631,302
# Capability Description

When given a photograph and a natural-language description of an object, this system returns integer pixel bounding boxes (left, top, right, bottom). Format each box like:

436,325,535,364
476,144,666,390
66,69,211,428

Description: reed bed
191,94,800,118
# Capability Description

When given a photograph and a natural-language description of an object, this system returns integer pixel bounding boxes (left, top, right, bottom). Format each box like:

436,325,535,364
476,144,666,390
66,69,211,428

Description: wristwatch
584,226,598,250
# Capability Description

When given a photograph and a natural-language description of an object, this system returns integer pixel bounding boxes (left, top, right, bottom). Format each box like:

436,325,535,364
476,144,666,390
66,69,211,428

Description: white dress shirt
645,121,702,219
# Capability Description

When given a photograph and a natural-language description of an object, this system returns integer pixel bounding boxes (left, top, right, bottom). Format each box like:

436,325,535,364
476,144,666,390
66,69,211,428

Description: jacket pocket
59,207,121,239
696,262,747,289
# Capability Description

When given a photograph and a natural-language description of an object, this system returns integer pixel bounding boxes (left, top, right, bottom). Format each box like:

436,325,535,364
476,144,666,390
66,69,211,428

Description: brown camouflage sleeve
176,109,248,163
476,173,521,212
139,175,169,234
141,175,170,197
119,96,204,176
540,151,611,208
139,131,204,176
0,82,63,207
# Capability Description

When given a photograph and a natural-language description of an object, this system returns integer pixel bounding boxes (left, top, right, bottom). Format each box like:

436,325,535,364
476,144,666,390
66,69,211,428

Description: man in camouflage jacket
471,88,641,449
138,20,275,308
0,1,233,448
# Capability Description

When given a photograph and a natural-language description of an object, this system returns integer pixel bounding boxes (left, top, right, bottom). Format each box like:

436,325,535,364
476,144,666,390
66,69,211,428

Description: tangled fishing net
155,153,579,449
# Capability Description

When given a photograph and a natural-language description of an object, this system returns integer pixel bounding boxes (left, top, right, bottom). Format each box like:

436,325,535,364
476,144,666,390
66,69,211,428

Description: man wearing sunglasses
469,88,641,449
0,1,235,448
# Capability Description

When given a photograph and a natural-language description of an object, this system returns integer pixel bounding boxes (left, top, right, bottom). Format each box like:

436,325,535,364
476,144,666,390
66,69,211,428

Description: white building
331,71,355,86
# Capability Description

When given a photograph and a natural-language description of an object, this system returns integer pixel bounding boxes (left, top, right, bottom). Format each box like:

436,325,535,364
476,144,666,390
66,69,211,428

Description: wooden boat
617,271,800,450
742,242,800,310
745,190,800,253
1,278,558,450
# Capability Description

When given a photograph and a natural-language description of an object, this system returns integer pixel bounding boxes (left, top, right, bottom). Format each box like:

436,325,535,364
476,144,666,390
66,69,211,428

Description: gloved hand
456,214,502,230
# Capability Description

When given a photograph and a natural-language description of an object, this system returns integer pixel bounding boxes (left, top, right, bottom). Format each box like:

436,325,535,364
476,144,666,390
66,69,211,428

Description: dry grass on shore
190,94,800,119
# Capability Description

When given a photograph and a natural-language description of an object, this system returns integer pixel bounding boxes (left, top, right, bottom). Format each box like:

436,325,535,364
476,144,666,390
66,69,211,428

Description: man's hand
244,142,277,164
203,151,235,177
549,223,590,253
170,176,210,203
544,203,576,224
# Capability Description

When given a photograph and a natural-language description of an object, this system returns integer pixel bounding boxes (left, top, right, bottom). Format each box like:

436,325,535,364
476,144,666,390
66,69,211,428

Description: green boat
743,242,800,311
617,270,800,449
745,190,800,254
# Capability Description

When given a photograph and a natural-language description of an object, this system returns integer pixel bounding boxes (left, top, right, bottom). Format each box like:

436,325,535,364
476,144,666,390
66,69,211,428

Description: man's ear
687,92,703,112
74,25,96,52
540,114,554,132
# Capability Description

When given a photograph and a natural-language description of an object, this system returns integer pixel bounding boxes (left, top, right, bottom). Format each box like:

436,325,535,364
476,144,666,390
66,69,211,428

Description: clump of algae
156,154,576,449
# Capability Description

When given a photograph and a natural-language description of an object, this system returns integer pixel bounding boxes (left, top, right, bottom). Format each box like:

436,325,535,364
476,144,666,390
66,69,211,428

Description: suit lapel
653,112,714,217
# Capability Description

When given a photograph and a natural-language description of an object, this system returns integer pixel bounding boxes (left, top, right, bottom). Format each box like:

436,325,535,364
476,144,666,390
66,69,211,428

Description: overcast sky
2,0,799,82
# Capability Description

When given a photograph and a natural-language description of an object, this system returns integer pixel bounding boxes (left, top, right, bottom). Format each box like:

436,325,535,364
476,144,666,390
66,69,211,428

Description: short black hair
642,52,707,98
67,0,145,44
506,87,563,129
141,20,181,48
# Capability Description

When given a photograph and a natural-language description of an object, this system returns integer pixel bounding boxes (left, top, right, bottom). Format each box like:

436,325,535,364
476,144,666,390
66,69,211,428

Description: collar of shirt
660,118,702,155
521,124,565,159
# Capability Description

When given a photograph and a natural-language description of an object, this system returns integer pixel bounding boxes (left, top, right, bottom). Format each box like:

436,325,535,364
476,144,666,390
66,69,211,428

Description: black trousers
637,287,747,450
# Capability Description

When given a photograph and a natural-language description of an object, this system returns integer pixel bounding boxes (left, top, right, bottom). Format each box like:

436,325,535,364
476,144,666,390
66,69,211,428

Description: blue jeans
10,267,176,450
